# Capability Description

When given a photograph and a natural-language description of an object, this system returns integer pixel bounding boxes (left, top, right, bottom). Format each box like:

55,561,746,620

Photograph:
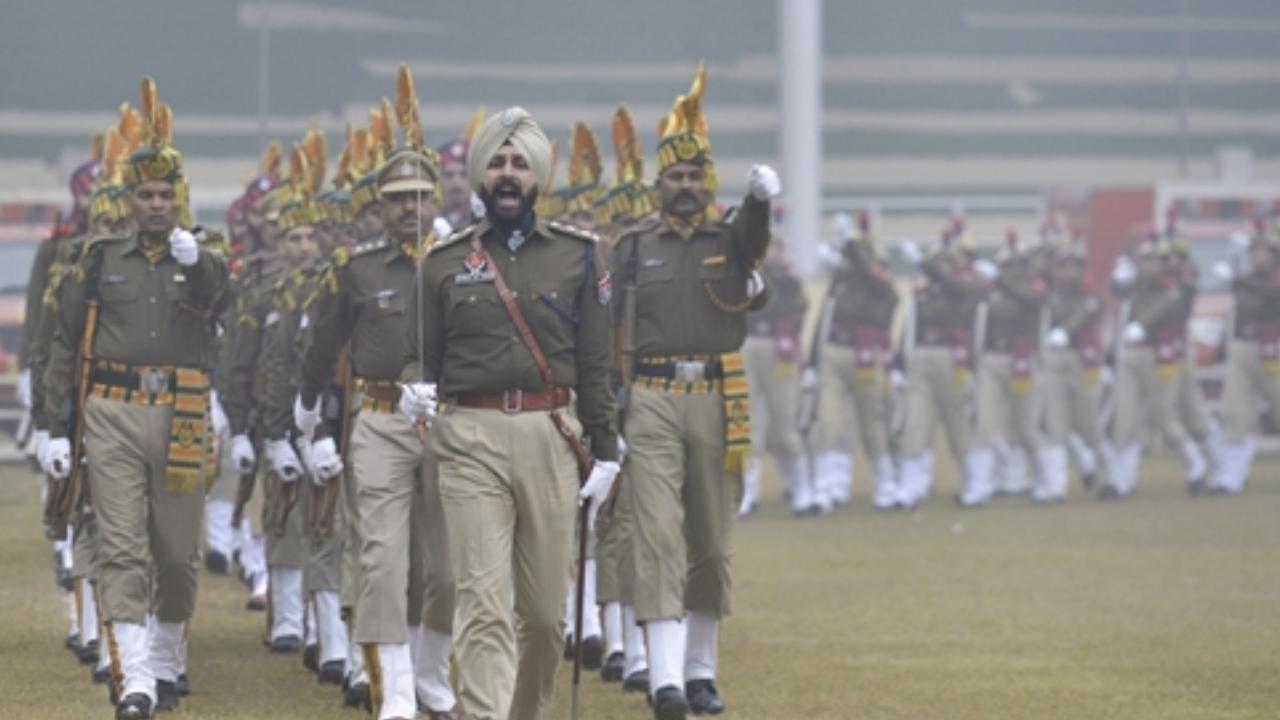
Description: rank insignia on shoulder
454,249,494,285
597,271,613,305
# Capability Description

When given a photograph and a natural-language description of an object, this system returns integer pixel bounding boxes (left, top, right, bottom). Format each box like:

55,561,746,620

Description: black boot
318,660,345,685
115,692,153,719
204,550,229,575
155,679,180,712
269,634,302,654
623,668,650,694
651,685,690,720
686,679,725,715
601,651,625,682
344,681,370,710
580,635,605,670
302,643,319,672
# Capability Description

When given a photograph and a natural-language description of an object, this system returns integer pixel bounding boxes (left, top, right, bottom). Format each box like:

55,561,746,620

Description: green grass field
2,456,1278,720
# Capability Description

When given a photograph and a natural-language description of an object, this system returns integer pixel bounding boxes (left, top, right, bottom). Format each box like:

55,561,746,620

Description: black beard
481,184,538,238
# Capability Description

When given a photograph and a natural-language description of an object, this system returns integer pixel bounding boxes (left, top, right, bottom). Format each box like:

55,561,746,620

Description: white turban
467,107,553,194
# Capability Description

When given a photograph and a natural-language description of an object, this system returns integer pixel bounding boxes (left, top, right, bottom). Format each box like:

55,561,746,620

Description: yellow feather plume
568,122,603,188
260,139,283,176
463,106,486,142
303,124,326,194
612,106,643,184
395,63,425,149
90,132,104,161
101,127,124,186
140,76,160,148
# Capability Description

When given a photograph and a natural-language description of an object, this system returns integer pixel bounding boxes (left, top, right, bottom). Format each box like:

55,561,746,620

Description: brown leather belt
453,386,572,413
361,382,401,405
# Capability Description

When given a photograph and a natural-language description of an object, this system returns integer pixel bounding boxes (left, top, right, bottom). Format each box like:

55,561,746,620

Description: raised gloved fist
747,165,781,201
832,212,855,241
308,437,343,484
746,270,766,299
973,259,999,281
293,394,322,440
231,434,256,473
1124,321,1146,345
169,228,198,267
1046,327,1070,349
1112,256,1136,287
578,460,622,532
267,439,303,483
1213,260,1234,283
398,382,438,421
43,437,72,480
898,240,923,267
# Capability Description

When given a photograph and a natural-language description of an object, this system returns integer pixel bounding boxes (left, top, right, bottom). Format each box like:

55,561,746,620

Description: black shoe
1188,478,1207,497
116,692,153,719
204,550,229,575
580,634,605,670
344,681,370,710
1098,484,1122,501
651,685,690,720
155,679,180,712
78,639,100,664
245,594,266,611
623,668,650,694
302,643,319,672
65,632,80,653
318,660,344,685
600,651,625,682
269,634,302,654
92,665,111,684
175,673,189,697
686,679,725,715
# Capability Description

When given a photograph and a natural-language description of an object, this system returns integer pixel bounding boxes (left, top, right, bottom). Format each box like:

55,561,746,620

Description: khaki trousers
1221,340,1280,442
974,353,1040,454
742,336,804,459
84,395,205,624
433,406,581,720
811,344,889,457
627,384,739,623
302,479,345,594
900,346,972,461
1176,357,1211,443
1042,349,1103,448
71,510,99,580
349,410,453,644
1113,346,1188,448
262,466,305,568
339,462,361,609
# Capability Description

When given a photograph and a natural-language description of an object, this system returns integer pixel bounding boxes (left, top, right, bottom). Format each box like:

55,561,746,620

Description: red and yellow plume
140,76,161,149
463,106,486,143
612,106,643,184
394,63,425,149
568,122,603,189
303,124,326,195
260,139,283,177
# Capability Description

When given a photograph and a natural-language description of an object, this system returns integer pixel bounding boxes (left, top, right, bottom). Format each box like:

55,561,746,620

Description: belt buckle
140,368,170,394
502,389,524,413
674,361,705,384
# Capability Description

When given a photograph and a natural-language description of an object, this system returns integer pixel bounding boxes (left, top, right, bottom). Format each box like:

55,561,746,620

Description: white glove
1213,260,1234,283
816,242,847,272
169,227,198,266
1124,321,1146,345
43,437,72,480
1112,256,1136,287
33,430,49,466
578,460,622,532
802,366,819,390
617,435,629,463
17,368,31,409
470,192,486,219
210,390,229,438
432,216,453,240
398,382,438,421
746,270,766,299
890,368,907,391
832,212,855,241
973,259,998,281
898,241,923,267
747,164,781,201
308,437,343,484
1047,327,1070,349
293,394,322,441
231,433,256,473
267,439,303,483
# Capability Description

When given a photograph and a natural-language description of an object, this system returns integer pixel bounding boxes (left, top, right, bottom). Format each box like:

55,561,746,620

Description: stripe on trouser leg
363,644,383,718
103,620,124,700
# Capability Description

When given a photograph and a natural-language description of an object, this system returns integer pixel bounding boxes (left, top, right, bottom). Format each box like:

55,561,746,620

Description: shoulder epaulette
547,221,600,244
616,218,660,245
429,224,477,255
82,232,131,253
350,237,391,259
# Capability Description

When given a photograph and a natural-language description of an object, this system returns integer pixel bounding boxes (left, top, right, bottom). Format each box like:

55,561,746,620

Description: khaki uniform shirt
405,218,618,461
44,230,231,437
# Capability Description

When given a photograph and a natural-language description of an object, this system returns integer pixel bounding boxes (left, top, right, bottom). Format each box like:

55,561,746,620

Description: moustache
674,189,699,204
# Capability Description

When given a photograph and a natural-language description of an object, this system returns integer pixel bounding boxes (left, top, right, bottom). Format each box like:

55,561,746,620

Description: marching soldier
894,232,994,508
1105,240,1203,497
742,240,813,515
808,212,900,511
1040,238,1106,500
611,65,778,719
297,67,459,720
1209,228,1280,492
43,78,231,719
1166,238,1217,491
967,230,1049,506
401,106,620,720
